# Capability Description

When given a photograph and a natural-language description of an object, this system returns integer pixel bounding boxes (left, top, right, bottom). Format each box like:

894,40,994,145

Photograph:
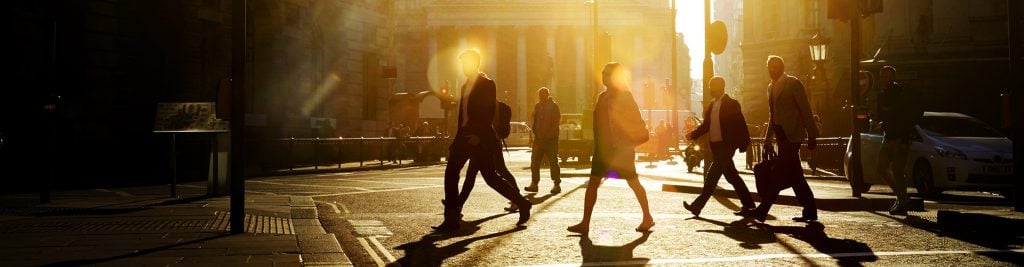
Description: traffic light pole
848,0,863,197
230,0,247,234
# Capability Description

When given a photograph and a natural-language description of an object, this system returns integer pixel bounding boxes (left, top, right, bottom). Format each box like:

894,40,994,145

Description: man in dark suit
744,55,820,223
682,77,755,216
434,49,531,232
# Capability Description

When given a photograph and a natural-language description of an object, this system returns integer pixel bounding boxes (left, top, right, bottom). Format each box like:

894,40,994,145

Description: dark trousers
530,138,561,185
755,126,817,218
443,142,526,222
461,148,520,205
690,142,755,211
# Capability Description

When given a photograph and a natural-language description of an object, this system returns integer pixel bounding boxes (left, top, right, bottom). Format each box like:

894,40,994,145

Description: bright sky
676,0,707,80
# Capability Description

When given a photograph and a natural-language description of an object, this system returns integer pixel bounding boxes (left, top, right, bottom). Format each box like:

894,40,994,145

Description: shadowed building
742,0,1019,136
3,0,397,188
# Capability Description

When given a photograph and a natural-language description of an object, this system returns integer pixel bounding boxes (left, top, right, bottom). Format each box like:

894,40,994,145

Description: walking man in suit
682,76,755,217
434,49,532,231
744,55,820,223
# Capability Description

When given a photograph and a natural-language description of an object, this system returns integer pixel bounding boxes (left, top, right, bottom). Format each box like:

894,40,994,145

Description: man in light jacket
526,87,562,194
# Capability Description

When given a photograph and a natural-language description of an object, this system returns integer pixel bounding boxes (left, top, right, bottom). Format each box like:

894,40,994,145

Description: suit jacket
453,73,499,150
765,74,819,144
690,94,751,152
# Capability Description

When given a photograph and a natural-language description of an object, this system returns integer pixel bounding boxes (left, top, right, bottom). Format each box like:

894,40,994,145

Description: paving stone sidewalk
0,182,350,266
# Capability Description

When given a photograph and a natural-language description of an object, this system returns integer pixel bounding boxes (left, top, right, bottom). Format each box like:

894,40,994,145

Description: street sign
708,20,728,55
154,102,229,133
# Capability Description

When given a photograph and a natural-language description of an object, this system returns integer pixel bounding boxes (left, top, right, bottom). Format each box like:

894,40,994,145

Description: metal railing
746,137,849,176
249,136,451,174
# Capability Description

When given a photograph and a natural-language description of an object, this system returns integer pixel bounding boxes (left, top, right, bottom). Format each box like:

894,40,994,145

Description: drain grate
0,219,210,233
0,211,293,234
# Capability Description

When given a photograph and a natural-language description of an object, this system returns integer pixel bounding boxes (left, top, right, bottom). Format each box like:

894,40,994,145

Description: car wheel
913,160,940,198
845,151,869,197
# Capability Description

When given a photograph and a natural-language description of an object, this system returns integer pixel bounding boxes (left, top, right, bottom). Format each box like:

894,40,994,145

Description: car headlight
934,145,967,160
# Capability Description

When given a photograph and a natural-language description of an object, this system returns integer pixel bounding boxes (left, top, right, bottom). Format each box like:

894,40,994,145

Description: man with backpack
525,87,562,194
458,100,526,213
433,49,532,232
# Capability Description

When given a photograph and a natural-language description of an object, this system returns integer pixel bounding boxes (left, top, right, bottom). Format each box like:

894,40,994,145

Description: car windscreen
918,117,1004,138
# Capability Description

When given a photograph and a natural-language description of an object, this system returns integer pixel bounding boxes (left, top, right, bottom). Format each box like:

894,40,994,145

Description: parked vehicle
845,112,1014,199
684,142,703,173
558,113,594,163
505,122,533,147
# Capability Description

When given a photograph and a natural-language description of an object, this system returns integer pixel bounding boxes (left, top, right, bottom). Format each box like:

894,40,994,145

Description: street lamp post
670,0,678,149
808,33,831,132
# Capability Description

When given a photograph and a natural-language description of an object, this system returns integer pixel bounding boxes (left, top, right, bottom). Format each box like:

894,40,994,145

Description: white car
504,122,533,147
845,112,1014,198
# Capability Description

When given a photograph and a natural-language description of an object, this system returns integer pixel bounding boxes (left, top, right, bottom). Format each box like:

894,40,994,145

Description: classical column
516,26,527,120
546,26,556,92
428,26,438,90
575,30,586,113
456,26,468,90
487,27,497,76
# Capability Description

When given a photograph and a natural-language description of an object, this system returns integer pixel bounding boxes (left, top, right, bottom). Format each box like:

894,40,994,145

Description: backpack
494,101,512,139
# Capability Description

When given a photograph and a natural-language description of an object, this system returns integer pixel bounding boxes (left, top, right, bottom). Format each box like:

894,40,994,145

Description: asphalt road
245,148,1023,266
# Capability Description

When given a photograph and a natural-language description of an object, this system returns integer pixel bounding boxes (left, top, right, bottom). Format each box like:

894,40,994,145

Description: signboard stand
153,102,229,198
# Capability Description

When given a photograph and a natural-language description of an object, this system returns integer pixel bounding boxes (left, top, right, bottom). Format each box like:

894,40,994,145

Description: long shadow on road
389,213,525,267
692,217,777,249
868,211,1024,264
574,231,652,266
769,222,878,267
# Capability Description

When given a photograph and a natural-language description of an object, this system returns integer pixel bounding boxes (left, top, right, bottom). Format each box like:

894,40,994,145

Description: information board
153,102,229,133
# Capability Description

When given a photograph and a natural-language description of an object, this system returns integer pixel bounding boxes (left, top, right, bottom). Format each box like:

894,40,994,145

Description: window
806,0,821,29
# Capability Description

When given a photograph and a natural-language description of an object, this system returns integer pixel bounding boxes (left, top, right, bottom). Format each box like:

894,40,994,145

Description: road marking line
334,177,436,187
368,236,397,263
309,185,444,197
96,189,133,197
516,248,1024,267
357,237,385,267
248,180,372,191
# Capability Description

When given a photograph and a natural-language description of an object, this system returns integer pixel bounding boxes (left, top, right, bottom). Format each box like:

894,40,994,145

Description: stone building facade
394,0,687,126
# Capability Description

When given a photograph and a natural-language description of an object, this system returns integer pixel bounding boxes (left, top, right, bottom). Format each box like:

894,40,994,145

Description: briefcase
753,150,796,194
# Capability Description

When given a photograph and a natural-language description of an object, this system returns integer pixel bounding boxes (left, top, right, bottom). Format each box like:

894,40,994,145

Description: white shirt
709,97,724,142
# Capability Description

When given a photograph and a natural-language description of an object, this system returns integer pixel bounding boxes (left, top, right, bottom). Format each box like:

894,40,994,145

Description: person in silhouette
433,49,531,232
741,55,820,223
567,62,655,234
875,65,922,215
525,87,562,194
683,76,755,217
